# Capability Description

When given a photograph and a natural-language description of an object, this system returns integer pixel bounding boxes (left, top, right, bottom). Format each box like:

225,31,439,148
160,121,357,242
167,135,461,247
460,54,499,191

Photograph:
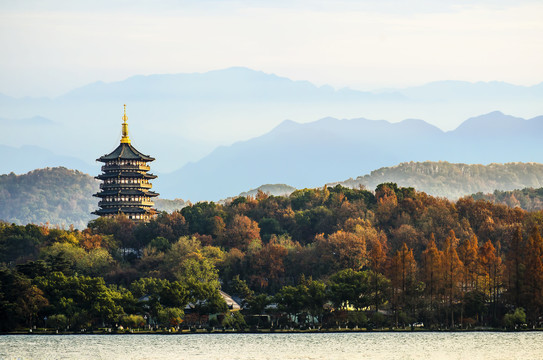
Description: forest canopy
1,183,543,332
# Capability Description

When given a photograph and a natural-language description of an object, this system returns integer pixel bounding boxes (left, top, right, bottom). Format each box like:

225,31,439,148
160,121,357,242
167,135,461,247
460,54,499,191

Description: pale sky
1,0,542,97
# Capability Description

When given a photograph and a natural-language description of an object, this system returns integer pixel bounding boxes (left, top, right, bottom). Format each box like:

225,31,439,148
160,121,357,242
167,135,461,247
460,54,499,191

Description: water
1,332,542,360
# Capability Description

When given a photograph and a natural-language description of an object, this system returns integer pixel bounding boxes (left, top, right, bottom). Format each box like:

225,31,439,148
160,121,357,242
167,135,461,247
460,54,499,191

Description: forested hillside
332,161,543,199
0,167,185,228
0,168,98,228
472,188,543,211
1,184,543,332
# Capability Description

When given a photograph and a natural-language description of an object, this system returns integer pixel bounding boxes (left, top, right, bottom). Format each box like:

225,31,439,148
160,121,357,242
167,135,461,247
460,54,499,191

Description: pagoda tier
97,171,157,180
92,105,159,222
94,189,159,198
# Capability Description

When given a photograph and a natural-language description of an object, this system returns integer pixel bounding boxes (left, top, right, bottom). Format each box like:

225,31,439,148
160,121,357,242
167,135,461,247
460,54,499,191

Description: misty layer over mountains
1,67,542,175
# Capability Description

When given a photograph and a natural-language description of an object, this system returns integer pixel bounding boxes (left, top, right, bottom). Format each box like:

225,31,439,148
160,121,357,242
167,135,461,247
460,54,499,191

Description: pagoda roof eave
94,190,159,197
97,172,157,179
93,207,152,215
97,142,155,162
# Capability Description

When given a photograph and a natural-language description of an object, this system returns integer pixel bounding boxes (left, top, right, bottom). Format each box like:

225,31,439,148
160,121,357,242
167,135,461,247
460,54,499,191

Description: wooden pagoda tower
93,105,159,221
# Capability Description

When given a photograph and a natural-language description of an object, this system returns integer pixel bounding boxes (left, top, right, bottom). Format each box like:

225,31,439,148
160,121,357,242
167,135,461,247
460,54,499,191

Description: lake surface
1,332,542,360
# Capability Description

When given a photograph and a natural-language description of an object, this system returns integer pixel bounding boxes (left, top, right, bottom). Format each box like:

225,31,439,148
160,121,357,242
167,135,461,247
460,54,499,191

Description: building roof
219,290,241,311
97,142,155,162
92,207,154,215
94,189,159,197
96,171,157,179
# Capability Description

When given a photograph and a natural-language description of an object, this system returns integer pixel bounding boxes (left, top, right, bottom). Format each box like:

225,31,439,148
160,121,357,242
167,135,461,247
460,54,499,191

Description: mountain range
1,67,542,174
156,111,543,200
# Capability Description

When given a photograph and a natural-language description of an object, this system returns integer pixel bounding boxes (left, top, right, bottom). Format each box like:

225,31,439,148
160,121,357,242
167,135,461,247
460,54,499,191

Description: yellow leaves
56,232,79,245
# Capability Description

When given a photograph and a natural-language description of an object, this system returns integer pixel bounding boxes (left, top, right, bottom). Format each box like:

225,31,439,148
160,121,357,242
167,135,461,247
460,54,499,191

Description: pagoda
93,105,159,221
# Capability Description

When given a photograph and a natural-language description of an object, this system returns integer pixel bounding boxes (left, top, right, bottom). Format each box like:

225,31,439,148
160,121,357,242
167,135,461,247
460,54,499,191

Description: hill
238,184,297,198
158,112,543,200
330,161,543,200
0,167,98,229
471,187,543,211
0,167,185,228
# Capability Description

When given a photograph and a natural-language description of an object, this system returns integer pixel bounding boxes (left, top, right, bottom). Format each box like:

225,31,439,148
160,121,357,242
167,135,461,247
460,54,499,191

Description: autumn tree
505,226,525,308
458,235,479,293
442,230,464,327
421,234,443,313
478,239,503,325
248,239,288,290
315,230,366,274
223,215,261,250
522,227,543,325
388,242,418,326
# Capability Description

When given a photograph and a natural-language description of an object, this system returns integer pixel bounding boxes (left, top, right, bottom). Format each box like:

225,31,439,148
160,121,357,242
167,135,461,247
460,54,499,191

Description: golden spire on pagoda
121,104,131,144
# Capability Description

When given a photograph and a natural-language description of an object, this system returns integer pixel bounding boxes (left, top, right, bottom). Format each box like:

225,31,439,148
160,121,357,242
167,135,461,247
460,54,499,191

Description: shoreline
2,328,540,335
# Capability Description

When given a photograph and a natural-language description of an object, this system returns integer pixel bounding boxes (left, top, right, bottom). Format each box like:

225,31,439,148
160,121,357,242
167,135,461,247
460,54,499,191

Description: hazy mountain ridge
157,111,543,200
1,68,541,174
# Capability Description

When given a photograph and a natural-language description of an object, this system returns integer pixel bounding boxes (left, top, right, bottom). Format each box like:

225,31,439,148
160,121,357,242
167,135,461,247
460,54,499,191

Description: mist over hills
157,111,543,201
1,67,541,174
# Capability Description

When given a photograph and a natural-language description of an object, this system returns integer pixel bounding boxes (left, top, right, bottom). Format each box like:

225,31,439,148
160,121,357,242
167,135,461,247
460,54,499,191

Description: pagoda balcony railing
98,200,154,207
99,183,153,190
101,164,151,172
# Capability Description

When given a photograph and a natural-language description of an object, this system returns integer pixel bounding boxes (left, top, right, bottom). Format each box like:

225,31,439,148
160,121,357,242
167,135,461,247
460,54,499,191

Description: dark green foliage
0,223,45,264
329,184,375,205
503,308,526,329
259,217,284,241
181,202,225,236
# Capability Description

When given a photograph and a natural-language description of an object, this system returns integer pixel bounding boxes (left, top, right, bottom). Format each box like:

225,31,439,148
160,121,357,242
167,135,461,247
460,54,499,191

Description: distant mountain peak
270,119,301,133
